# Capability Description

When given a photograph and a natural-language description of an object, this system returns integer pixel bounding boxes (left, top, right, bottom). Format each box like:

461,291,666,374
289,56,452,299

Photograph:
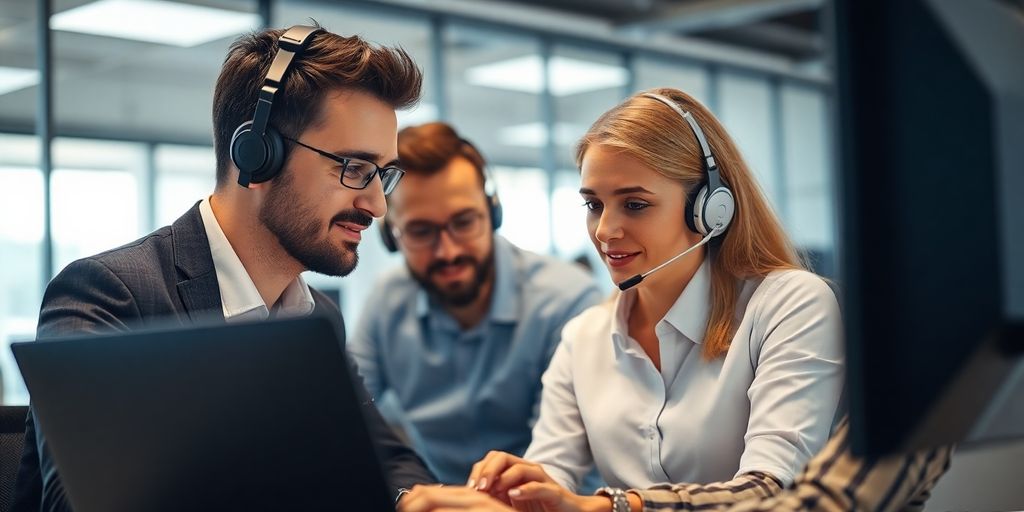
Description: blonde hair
576,88,804,360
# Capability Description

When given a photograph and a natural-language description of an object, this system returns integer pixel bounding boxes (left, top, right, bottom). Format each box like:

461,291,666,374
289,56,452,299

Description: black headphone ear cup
248,126,285,184
230,121,265,179
684,183,705,234
488,192,503,231
379,218,399,252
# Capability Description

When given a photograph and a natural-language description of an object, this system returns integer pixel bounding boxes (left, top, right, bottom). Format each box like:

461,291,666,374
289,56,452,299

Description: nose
354,174,388,218
432,228,462,260
593,209,623,247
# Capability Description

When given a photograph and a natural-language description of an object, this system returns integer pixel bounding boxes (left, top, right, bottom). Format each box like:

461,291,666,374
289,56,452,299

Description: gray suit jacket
12,202,436,512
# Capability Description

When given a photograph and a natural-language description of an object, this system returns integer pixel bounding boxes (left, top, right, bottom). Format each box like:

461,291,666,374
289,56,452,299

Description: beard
258,170,372,277
409,248,495,308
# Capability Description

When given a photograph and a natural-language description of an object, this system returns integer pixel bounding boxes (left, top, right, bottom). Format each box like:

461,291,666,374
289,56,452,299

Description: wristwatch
595,486,630,512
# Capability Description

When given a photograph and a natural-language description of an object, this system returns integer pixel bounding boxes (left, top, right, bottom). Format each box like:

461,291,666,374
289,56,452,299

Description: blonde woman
400,88,845,511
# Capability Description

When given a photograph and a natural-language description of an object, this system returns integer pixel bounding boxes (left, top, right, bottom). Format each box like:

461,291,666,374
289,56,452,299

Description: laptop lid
13,315,395,512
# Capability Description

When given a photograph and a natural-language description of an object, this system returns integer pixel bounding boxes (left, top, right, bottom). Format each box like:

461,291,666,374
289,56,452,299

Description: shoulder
54,226,175,287
559,299,615,344
509,242,599,299
753,268,838,311
365,264,419,303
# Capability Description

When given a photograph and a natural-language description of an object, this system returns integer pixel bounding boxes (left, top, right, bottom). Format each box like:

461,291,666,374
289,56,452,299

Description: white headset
643,92,735,237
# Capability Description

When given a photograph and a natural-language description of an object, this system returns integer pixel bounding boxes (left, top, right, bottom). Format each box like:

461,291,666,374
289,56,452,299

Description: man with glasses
12,25,436,512
348,122,602,486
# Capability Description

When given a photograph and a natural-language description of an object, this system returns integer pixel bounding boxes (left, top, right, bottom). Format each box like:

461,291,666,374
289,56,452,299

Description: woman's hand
396,483,613,512
508,482,612,512
468,451,556,497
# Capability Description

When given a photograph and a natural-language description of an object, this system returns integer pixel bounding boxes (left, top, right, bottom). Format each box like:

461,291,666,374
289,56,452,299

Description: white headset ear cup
694,186,735,236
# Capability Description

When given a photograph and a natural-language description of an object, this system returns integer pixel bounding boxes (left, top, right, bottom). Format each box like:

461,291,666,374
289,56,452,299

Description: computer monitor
833,0,1024,458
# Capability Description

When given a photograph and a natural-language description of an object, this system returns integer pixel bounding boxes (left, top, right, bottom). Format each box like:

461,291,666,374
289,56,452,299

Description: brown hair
397,122,487,183
212,24,423,187
576,87,804,360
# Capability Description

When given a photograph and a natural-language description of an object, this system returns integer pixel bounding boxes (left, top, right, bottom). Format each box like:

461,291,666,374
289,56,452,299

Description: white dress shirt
523,259,844,491
198,197,315,322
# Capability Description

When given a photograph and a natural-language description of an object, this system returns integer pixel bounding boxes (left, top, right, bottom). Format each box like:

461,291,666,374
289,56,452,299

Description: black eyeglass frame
282,135,405,195
391,210,488,250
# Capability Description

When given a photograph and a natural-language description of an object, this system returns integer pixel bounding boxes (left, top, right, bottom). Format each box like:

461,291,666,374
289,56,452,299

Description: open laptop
12,315,395,512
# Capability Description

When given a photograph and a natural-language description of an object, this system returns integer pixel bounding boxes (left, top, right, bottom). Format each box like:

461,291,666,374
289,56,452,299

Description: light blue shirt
348,236,602,483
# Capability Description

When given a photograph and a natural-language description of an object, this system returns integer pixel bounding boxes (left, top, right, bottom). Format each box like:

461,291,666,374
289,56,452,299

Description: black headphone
230,25,323,188
642,92,735,237
379,137,503,253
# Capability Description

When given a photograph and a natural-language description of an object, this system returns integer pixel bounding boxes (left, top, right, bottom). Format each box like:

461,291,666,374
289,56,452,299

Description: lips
604,250,640,269
334,222,367,241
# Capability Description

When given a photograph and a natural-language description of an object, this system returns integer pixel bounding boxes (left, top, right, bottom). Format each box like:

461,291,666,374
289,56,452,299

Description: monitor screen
833,0,1024,457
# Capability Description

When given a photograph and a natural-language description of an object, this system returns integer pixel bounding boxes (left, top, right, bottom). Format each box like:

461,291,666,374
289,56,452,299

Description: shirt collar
611,257,711,346
199,197,315,322
663,258,711,344
415,235,520,324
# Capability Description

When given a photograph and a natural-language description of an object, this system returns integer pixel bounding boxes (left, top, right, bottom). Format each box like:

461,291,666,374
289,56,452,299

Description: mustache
330,210,373,228
427,255,477,277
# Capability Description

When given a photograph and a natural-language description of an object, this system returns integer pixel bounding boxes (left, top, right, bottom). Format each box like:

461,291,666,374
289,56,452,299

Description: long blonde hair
576,87,804,360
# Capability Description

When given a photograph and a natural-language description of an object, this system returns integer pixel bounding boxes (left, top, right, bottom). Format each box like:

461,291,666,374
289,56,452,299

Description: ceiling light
0,66,39,96
51,0,261,47
466,55,628,96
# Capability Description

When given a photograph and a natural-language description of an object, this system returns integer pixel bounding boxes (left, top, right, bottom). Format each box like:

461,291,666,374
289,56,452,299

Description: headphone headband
641,92,734,236
232,25,323,187
642,93,723,193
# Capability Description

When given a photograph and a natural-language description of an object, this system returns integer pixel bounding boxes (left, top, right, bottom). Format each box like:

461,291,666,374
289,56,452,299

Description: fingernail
467,479,475,488
478,477,488,490
508,489,522,498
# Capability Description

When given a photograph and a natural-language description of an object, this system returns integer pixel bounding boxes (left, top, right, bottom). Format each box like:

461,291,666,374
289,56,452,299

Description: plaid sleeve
632,471,784,511
635,418,955,512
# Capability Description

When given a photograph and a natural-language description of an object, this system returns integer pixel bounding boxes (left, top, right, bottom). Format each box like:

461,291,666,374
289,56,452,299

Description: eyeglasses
282,136,405,195
393,210,486,249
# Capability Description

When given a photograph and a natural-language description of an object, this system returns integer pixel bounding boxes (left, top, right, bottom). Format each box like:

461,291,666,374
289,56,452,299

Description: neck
446,268,495,330
209,192,304,310
630,248,705,329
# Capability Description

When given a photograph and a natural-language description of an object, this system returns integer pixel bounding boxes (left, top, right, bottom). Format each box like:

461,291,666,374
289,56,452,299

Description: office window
493,166,550,254
634,56,710,107
446,25,543,170
50,138,148,272
0,135,43,405
155,144,216,227
716,72,781,212
0,0,39,404
551,45,627,173
781,83,835,274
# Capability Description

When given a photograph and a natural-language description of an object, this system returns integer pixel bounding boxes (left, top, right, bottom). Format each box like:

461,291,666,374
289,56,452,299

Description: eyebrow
578,186,655,195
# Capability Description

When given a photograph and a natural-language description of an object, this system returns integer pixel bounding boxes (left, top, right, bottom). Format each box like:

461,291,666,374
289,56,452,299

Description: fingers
507,481,563,503
488,461,554,495
468,451,526,491
399,485,515,512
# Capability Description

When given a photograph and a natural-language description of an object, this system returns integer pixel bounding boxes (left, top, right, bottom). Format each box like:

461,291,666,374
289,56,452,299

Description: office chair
0,405,29,512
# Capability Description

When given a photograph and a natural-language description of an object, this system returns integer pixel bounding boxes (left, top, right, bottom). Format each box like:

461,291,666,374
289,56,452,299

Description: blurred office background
0,1,1019,509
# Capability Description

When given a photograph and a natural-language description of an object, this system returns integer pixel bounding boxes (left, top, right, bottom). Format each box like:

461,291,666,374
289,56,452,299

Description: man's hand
398,485,516,512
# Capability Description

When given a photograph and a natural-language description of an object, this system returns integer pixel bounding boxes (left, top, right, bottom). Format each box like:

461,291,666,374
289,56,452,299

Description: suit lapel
171,202,225,323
